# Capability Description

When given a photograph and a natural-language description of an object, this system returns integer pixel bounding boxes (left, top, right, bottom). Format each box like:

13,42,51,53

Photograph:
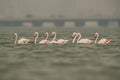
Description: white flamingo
77,32,93,44
39,32,50,44
72,32,78,43
50,32,69,44
94,32,111,44
13,32,30,44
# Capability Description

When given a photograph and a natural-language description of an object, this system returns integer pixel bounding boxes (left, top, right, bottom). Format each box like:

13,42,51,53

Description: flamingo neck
15,35,18,44
77,33,81,43
34,35,38,44
52,33,56,41
94,34,99,43
45,34,49,40
72,34,77,43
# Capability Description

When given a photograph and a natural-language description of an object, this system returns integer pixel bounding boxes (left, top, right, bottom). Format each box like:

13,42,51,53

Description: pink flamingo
94,32,111,44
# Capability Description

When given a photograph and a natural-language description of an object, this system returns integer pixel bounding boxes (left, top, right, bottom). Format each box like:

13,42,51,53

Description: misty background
0,0,120,19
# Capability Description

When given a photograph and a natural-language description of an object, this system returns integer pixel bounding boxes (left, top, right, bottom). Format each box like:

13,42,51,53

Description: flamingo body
77,38,93,44
39,40,49,44
17,37,30,44
49,40,57,44
97,39,111,44
57,39,69,44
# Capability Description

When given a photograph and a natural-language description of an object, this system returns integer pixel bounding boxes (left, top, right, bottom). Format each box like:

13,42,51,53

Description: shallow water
0,27,120,80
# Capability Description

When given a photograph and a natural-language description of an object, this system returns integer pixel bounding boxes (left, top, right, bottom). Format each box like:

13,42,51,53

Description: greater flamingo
50,32,69,44
39,32,50,44
94,32,111,44
13,32,30,44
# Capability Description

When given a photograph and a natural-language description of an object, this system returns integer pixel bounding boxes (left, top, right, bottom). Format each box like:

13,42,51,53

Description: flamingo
49,32,58,44
39,32,50,44
72,32,78,43
13,32,30,44
94,32,111,44
77,32,93,44
50,32,69,44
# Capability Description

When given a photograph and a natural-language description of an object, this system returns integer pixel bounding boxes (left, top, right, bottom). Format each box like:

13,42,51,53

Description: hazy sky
0,0,120,19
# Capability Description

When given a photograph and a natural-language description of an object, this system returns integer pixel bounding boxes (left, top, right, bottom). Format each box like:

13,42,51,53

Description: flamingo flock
13,32,111,45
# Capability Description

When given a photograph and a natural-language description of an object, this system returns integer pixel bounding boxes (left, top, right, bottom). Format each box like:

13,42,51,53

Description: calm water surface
0,27,120,80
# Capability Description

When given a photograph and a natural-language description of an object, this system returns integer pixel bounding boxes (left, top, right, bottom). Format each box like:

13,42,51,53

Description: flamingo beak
72,35,74,38
72,34,75,38
94,33,97,38
34,32,38,38
13,35,15,39
34,32,39,38
34,34,36,38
